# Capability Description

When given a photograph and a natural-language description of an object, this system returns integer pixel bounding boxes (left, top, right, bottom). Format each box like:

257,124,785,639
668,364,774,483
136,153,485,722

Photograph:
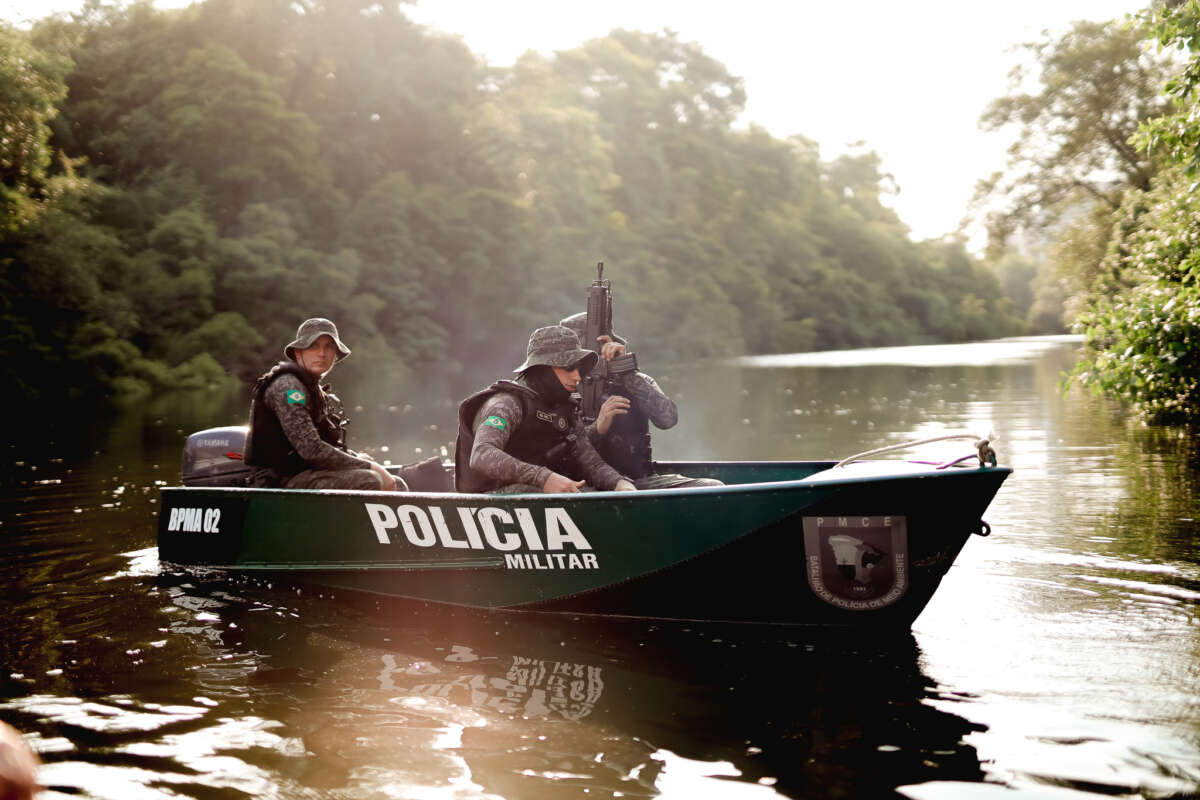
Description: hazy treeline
0,0,1022,408
975,3,1200,424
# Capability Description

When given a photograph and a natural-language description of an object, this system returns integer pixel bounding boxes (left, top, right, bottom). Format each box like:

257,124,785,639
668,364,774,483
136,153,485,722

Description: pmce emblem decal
803,515,908,610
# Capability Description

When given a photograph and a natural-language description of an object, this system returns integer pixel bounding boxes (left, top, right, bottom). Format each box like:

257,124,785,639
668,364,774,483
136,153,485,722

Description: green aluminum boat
157,427,1010,629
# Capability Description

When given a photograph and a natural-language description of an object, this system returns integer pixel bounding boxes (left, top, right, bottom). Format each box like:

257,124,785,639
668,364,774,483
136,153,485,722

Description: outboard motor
181,426,252,487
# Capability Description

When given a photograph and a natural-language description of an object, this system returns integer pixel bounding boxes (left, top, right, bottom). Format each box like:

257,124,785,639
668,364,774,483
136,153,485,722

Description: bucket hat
514,325,599,374
558,312,627,348
285,318,351,362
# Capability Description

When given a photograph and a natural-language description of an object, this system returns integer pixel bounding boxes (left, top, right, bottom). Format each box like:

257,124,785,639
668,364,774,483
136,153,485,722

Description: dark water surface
2,336,1198,799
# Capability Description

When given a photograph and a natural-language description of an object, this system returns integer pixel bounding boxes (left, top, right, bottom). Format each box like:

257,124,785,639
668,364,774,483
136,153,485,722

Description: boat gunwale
159,461,1013,502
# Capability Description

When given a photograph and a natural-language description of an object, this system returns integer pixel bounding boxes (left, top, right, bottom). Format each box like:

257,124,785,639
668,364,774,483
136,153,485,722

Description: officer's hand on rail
543,473,586,493
369,461,397,491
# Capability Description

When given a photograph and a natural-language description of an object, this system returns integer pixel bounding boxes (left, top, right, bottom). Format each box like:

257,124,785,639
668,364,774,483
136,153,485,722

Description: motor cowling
181,426,252,487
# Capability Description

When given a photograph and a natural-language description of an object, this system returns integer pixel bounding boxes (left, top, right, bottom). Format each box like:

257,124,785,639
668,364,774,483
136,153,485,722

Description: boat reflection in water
141,579,988,799
396,647,605,722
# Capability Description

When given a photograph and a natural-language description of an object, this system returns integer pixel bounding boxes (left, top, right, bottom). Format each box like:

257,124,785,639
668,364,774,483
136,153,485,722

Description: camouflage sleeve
570,419,624,490
265,374,375,472
620,371,678,429
468,393,552,489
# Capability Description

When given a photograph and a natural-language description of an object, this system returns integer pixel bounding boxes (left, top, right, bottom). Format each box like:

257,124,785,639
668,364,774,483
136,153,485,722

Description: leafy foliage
1072,165,1200,423
975,19,1168,247
1069,2,1200,424
0,23,69,227
2,1,1023,413
1137,0,1200,174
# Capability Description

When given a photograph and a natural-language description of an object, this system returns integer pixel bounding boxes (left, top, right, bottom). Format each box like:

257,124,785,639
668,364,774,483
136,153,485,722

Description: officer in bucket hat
244,318,399,491
512,324,600,373
454,326,635,494
284,317,352,362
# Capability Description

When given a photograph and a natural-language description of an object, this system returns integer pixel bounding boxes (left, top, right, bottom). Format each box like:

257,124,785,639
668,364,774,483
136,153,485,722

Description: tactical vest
244,361,346,477
595,379,653,479
454,379,578,493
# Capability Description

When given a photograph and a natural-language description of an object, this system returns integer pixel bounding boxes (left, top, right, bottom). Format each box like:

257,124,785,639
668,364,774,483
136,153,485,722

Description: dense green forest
1,0,1024,409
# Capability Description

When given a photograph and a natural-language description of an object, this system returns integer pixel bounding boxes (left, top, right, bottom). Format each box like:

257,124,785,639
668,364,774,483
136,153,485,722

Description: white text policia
364,503,599,570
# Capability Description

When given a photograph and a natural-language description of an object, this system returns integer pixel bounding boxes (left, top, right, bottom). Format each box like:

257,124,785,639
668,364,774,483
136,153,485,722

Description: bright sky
4,0,1143,244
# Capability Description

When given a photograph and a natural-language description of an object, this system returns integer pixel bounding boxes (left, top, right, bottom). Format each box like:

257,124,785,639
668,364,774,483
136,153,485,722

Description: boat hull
157,460,1010,628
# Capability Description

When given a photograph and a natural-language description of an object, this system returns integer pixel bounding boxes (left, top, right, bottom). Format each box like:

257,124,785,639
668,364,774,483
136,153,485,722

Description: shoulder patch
286,389,307,406
483,415,507,431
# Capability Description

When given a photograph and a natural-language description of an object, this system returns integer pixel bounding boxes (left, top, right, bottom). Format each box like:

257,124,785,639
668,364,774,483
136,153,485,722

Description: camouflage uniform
457,325,627,493
561,313,723,490
468,389,624,491
251,372,383,490
247,318,398,491
590,371,677,431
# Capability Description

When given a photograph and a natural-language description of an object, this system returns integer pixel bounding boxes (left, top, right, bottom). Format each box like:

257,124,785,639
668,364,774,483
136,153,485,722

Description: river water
1,335,1198,799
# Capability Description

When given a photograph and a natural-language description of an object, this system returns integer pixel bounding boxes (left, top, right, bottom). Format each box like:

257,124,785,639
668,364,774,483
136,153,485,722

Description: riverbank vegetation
976,3,1200,425
1,0,1023,409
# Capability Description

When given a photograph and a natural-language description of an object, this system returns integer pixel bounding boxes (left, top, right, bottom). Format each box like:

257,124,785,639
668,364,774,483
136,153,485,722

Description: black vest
454,379,578,492
595,379,653,478
244,361,346,477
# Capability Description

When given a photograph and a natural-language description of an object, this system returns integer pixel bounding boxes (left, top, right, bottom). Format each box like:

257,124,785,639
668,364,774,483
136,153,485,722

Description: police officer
245,318,398,491
560,313,722,490
455,325,636,493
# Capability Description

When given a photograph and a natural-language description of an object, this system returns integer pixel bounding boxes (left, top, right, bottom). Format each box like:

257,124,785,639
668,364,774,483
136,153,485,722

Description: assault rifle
578,262,637,422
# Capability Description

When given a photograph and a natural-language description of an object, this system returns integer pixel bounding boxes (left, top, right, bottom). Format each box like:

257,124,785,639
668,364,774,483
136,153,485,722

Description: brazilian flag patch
483,415,507,431
286,389,307,406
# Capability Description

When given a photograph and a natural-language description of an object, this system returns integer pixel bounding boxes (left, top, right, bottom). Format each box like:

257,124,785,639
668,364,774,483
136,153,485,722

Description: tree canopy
1,1,1022,411
976,19,1168,240
970,17,1174,333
